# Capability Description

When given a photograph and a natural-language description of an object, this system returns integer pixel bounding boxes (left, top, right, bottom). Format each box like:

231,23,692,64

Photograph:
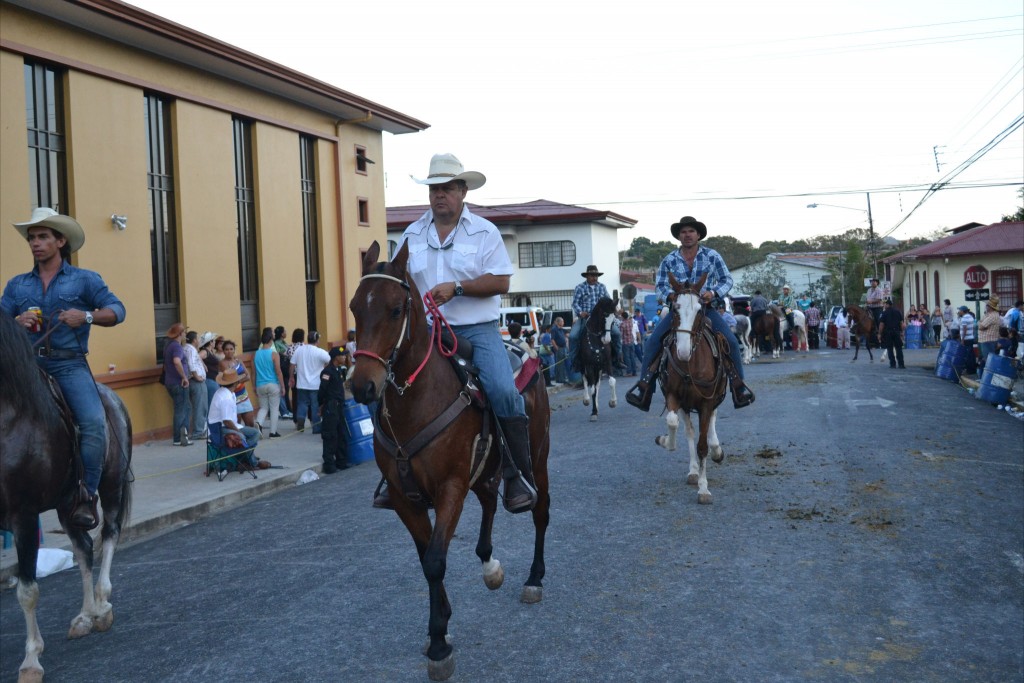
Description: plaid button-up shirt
572,281,610,317
655,246,733,302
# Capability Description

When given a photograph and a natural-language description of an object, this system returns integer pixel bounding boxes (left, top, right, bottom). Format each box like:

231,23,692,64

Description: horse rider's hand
57,308,89,328
700,291,714,304
429,283,457,305
15,311,36,328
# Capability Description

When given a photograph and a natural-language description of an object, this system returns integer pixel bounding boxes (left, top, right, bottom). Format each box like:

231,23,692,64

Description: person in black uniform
318,347,350,473
878,298,906,369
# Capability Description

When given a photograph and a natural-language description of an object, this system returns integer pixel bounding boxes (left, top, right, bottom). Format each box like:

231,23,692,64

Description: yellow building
0,0,427,441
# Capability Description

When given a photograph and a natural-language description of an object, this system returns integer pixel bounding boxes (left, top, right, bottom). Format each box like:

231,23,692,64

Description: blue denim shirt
1,261,126,354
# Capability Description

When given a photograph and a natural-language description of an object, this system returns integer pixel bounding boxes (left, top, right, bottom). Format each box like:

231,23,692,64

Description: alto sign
963,264,989,289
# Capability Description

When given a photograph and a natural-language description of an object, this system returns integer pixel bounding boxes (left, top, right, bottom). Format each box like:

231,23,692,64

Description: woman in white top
835,308,850,350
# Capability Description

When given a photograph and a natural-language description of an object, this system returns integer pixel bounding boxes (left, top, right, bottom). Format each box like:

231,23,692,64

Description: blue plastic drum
343,399,376,464
905,325,922,349
935,339,968,381
976,353,1015,405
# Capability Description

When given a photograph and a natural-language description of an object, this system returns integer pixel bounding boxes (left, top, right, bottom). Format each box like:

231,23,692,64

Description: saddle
373,332,541,508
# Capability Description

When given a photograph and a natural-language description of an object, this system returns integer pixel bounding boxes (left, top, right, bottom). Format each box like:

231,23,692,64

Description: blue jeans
450,320,525,418
189,379,208,438
165,383,191,442
295,388,321,433
553,347,568,383
640,307,743,380
978,341,997,370
39,358,107,494
622,341,637,375
204,378,219,411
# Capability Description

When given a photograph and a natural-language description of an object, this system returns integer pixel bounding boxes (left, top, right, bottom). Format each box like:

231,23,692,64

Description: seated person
208,366,262,470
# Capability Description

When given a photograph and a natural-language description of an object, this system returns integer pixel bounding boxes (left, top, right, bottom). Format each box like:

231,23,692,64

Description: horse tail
98,382,134,530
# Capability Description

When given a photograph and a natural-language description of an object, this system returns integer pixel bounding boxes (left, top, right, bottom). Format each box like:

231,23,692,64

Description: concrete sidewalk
0,423,342,583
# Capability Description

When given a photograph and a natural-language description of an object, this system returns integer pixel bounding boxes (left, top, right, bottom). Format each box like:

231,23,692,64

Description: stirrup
503,475,538,514
625,380,654,412
372,479,394,510
731,381,755,408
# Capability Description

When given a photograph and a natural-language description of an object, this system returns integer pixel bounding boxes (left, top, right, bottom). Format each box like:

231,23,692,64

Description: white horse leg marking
93,536,117,631
69,540,97,639
590,378,600,421
657,410,679,451
607,376,617,408
17,579,44,680
683,412,700,485
708,408,724,463
581,376,591,406
482,557,504,590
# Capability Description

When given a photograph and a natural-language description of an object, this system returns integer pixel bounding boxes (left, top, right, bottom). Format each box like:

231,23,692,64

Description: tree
703,235,759,268
1002,186,1024,222
824,241,867,306
738,258,788,300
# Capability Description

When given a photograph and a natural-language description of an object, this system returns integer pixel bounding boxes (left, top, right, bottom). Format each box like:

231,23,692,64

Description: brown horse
655,273,729,505
347,241,550,682
845,304,876,362
0,312,133,682
749,306,783,360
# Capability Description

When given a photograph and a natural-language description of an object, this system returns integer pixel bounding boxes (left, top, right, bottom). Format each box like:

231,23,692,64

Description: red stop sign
964,264,989,289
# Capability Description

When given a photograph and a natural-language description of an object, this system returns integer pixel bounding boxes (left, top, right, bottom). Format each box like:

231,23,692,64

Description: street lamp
807,193,877,279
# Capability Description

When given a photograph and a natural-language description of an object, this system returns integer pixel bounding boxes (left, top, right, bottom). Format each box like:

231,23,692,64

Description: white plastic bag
36,548,75,578
296,469,319,485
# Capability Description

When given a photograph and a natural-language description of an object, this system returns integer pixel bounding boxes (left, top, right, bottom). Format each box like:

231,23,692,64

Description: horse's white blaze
672,295,701,360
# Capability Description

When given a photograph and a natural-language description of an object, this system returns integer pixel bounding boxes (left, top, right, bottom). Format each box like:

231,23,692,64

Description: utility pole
866,192,877,280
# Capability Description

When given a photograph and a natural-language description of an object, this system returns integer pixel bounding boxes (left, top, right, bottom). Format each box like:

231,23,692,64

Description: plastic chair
206,423,258,481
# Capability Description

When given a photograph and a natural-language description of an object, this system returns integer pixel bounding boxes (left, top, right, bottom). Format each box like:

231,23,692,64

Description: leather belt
37,348,85,359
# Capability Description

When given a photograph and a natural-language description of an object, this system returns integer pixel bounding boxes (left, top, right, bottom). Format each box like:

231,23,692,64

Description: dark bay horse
845,304,876,362
749,306,782,360
347,241,550,682
0,313,133,682
656,273,729,505
578,296,619,421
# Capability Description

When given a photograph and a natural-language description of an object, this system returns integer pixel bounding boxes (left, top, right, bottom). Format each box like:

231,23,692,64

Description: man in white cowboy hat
568,264,623,375
778,283,798,346
380,152,537,514
865,277,884,348
625,216,755,411
1,208,126,530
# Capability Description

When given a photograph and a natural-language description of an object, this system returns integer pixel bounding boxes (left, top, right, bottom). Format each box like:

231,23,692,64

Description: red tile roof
883,221,1024,262
387,199,637,229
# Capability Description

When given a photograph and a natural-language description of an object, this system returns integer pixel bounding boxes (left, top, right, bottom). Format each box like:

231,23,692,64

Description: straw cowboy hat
411,153,486,191
216,367,241,386
165,322,186,338
199,331,218,348
581,265,603,278
986,294,1000,310
670,216,707,240
13,208,86,253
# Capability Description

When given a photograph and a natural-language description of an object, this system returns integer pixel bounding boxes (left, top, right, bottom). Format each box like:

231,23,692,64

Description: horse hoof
422,633,452,656
521,585,543,604
582,399,590,406
711,449,725,464
68,615,93,639
589,415,597,422
698,493,713,505
93,609,114,632
427,652,456,681
686,473,699,485
18,667,44,683
483,561,504,591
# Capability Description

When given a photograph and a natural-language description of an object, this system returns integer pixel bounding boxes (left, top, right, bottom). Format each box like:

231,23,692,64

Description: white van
499,306,551,341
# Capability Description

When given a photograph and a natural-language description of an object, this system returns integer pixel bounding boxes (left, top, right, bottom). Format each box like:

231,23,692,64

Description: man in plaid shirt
568,265,622,373
626,216,755,411
804,301,821,349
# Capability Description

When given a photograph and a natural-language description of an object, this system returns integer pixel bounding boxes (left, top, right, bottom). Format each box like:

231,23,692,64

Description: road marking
803,396,896,411
1006,551,1024,575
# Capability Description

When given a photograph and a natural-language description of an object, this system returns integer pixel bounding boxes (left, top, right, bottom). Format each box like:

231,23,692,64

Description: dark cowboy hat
581,265,603,278
670,216,707,240
165,322,186,338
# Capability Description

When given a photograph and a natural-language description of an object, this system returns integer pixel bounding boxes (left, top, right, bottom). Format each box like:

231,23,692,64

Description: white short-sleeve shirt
208,386,238,426
399,205,513,326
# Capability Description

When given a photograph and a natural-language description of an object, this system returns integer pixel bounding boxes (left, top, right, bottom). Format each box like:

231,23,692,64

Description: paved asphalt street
1,347,1022,683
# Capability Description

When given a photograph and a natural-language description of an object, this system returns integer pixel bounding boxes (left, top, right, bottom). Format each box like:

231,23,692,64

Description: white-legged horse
734,314,752,364
780,309,809,352
579,297,619,422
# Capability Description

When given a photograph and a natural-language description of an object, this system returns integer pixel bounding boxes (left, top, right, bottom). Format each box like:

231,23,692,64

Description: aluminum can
27,306,42,333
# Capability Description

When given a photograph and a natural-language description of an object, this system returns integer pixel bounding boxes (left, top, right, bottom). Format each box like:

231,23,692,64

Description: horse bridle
351,273,415,395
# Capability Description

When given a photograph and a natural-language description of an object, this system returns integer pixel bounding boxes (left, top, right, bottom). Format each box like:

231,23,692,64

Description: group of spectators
161,325,358,473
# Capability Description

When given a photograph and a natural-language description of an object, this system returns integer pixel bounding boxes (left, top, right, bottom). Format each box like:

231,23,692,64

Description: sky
126,0,1023,251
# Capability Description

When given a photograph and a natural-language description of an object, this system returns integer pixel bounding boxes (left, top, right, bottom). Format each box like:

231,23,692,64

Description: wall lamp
111,214,127,231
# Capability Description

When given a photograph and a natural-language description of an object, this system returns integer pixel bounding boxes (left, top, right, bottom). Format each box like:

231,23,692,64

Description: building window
358,197,370,226
355,145,372,174
992,268,1022,314
24,61,67,212
387,240,398,260
145,94,179,359
299,135,320,332
233,118,259,351
519,241,576,268
914,271,921,307
933,271,940,309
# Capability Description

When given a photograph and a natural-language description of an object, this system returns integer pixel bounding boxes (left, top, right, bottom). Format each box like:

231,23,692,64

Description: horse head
587,296,619,344
348,240,422,404
668,272,708,361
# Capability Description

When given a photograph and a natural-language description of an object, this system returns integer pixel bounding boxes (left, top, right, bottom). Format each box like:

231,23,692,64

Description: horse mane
586,297,616,332
0,313,51,418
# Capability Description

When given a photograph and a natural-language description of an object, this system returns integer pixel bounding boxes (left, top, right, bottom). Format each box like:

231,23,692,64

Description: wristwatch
453,280,464,297
84,311,94,325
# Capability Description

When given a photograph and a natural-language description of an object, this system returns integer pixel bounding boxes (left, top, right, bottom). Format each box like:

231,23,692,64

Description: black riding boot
498,416,537,514
372,478,394,509
69,482,99,530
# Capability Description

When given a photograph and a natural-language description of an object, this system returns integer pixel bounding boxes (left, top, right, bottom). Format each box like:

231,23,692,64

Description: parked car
499,306,551,341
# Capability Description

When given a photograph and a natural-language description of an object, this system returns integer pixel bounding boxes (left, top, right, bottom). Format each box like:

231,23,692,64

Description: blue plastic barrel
976,353,1015,404
343,399,375,464
935,339,968,381
905,325,922,349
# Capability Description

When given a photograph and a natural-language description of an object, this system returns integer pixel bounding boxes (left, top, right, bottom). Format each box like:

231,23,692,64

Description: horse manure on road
758,370,826,385
755,445,783,459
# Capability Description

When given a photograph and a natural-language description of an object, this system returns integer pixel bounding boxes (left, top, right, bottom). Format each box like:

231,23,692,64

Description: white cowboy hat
411,153,486,191
13,208,85,253
199,331,218,348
